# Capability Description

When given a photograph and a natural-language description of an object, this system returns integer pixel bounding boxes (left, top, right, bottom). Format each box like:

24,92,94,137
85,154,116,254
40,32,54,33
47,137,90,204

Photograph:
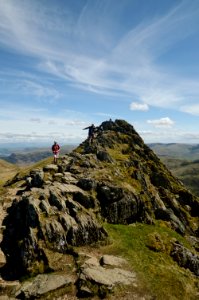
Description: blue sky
0,0,199,146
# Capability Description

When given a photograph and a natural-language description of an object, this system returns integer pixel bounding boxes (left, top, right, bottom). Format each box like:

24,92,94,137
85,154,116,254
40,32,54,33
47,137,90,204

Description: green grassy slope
0,159,19,185
101,223,198,300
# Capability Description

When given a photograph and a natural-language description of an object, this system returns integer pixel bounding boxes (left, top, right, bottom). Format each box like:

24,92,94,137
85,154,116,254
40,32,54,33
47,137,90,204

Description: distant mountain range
149,143,199,160
1,143,199,166
0,144,76,165
148,143,199,197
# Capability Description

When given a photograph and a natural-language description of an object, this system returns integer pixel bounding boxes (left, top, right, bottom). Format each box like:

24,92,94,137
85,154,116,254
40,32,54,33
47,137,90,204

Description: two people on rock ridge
51,121,106,162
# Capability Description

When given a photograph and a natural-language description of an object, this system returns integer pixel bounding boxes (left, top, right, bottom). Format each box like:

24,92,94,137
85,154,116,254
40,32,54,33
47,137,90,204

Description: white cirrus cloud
180,104,199,116
147,117,175,128
0,0,199,110
130,102,149,111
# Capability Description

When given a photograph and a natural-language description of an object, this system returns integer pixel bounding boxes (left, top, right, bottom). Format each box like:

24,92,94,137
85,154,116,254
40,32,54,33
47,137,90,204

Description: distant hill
0,144,76,166
147,143,199,197
0,159,19,187
161,157,199,197
148,143,199,160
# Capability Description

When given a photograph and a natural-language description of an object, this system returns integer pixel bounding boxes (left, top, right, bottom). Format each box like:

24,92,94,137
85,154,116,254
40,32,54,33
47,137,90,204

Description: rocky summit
0,119,198,299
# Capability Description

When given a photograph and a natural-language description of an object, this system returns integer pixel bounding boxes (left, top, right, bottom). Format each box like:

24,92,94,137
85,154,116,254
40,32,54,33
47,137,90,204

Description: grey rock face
77,178,97,191
16,273,75,299
0,180,108,279
29,169,44,188
170,241,199,276
155,208,185,235
97,184,140,224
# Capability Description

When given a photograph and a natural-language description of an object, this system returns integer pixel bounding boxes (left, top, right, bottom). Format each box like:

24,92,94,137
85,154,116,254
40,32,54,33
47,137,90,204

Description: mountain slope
0,119,198,299
75,119,198,235
0,159,19,186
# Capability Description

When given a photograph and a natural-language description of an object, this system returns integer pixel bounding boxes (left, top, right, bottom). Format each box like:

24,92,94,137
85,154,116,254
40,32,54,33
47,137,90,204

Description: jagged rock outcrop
0,119,199,290
1,181,107,279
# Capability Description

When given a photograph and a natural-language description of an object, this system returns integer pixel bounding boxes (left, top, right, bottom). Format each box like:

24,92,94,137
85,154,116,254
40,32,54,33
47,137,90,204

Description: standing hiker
52,141,60,164
83,124,96,144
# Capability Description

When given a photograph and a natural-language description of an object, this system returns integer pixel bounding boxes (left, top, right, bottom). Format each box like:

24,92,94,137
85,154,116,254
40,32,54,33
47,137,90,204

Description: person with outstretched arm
83,124,95,144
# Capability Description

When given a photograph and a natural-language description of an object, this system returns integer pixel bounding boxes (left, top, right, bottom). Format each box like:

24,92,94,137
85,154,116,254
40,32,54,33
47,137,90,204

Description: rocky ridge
0,119,198,299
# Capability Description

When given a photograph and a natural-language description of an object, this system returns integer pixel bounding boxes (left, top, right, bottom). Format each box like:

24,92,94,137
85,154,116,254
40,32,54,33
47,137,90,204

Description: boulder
77,264,136,298
16,273,75,299
43,164,59,173
76,254,136,298
97,185,140,224
97,151,114,163
170,241,199,276
29,169,44,188
77,178,97,191
100,255,127,267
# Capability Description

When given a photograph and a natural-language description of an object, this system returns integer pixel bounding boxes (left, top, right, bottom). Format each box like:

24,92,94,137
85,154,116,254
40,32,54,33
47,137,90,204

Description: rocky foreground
0,119,198,299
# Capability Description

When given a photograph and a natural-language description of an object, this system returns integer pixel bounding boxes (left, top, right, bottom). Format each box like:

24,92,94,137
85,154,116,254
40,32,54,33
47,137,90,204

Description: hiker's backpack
52,144,60,152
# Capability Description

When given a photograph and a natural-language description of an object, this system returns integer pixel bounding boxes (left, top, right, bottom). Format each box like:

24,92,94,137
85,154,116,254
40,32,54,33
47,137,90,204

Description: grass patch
107,146,130,162
102,223,198,300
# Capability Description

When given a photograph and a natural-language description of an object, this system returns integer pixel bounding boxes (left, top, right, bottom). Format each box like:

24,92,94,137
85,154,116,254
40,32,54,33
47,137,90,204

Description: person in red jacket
52,141,60,164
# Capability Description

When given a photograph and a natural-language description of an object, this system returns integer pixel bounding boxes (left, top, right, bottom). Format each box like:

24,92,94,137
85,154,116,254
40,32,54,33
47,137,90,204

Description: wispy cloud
140,128,199,143
147,117,175,128
0,69,63,102
20,80,62,100
130,102,149,111
0,0,199,116
65,120,87,126
180,104,199,116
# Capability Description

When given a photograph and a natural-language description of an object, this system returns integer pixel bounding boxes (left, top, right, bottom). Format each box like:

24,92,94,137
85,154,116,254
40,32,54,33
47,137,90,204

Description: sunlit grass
102,223,198,300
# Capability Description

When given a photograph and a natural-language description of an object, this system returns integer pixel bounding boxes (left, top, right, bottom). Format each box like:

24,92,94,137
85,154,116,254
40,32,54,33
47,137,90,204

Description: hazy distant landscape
0,144,77,165
1,142,199,165
149,143,199,197
149,143,199,160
